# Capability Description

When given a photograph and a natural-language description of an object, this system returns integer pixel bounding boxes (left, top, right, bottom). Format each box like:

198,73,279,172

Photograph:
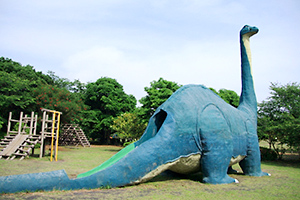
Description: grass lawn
0,145,299,200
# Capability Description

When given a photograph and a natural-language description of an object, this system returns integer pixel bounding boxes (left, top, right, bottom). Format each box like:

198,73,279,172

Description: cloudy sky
1,0,299,104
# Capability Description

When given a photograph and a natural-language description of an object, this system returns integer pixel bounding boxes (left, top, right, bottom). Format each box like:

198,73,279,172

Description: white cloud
1,0,299,104
62,37,243,101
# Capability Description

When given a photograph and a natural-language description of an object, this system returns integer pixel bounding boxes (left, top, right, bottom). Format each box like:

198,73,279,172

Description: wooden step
29,135,40,138
0,141,9,144
13,152,27,156
7,131,19,134
1,139,12,142
4,136,15,139
24,140,36,144
9,119,20,122
8,131,27,134
44,119,59,123
20,145,34,148
17,148,28,152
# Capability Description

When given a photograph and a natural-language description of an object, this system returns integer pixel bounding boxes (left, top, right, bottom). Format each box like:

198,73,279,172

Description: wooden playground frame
0,108,90,161
39,108,62,161
0,112,39,160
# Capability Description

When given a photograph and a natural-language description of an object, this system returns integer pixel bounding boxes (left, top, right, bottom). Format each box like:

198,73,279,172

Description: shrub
260,147,277,161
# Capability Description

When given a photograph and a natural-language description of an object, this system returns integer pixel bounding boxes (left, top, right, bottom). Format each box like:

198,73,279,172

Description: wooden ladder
10,135,42,160
60,124,90,147
0,111,38,160
0,134,28,160
74,125,90,147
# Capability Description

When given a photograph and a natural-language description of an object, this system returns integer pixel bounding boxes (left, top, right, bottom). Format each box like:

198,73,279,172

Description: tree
217,89,240,107
33,84,87,124
0,71,36,138
258,82,300,159
84,77,136,144
209,88,239,107
111,112,147,145
139,78,181,122
0,57,88,138
0,57,53,85
258,100,285,159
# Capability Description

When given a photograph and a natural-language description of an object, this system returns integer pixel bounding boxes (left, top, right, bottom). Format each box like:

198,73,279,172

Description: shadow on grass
145,158,300,185
261,153,300,169
103,148,123,153
146,170,203,184
262,159,300,169
148,169,250,185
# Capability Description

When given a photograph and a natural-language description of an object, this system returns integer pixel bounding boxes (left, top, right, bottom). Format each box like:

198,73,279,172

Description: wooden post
18,112,23,135
33,114,37,135
29,112,34,135
40,111,46,158
7,112,12,136
55,113,61,161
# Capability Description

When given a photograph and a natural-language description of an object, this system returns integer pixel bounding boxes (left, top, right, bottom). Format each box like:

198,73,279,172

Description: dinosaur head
240,25,259,38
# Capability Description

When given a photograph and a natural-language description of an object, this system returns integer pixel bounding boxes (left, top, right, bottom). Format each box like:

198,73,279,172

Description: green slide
77,143,136,178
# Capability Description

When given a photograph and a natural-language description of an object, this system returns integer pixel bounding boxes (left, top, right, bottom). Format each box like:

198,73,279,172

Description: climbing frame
0,112,40,160
60,124,90,147
39,108,62,161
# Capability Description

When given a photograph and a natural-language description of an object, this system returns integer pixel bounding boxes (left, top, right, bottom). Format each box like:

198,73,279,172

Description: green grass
0,145,299,200
0,145,122,178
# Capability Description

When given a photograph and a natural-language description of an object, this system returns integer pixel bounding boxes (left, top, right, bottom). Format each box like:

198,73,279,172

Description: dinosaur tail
0,132,169,193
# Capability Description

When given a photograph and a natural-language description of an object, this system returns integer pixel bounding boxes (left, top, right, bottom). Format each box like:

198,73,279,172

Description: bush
260,147,277,161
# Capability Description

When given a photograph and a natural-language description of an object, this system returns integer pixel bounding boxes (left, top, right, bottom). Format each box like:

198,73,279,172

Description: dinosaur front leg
199,105,237,184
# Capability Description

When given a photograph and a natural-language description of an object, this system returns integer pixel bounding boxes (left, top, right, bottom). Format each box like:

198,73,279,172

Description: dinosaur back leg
239,120,270,176
199,104,236,184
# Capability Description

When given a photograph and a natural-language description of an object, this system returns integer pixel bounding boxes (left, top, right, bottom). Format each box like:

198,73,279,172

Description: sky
1,0,299,104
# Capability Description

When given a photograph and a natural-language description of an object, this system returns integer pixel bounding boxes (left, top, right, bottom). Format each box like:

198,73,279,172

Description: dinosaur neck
238,35,257,115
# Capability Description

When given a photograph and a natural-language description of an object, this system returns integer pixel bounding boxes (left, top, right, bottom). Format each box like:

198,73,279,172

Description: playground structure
0,108,90,161
39,108,62,161
0,112,40,160
59,124,90,147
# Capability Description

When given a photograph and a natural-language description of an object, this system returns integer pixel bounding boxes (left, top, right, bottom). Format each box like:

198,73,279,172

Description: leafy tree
0,71,36,138
139,78,181,122
111,112,147,145
69,79,87,94
209,88,239,107
47,71,71,89
258,82,300,159
33,84,87,124
258,100,285,159
0,57,88,138
0,57,53,85
47,71,87,94
217,89,239,107
0,71,35,111
84,77,136,144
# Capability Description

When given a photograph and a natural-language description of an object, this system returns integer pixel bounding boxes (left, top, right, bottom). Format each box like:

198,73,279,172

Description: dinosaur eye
243,25,250,30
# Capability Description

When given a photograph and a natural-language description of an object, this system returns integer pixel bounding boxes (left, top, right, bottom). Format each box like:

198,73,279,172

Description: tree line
0,57,299,159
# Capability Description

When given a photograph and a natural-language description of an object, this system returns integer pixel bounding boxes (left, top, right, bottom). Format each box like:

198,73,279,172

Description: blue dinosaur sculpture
0,25,269,193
